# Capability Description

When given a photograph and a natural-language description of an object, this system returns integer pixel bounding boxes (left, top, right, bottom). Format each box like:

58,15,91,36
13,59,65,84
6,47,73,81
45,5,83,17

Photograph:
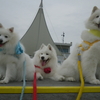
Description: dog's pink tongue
42,61,46,66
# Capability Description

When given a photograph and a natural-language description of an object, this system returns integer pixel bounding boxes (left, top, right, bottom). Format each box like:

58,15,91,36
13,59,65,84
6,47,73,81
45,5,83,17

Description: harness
79,30,100,51
77,29,100,99
79,40,100,51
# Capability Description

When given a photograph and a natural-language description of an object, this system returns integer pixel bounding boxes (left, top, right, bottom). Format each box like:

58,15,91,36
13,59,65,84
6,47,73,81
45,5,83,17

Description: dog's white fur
33,44,65,81
0,24,35,83
58,6,100,84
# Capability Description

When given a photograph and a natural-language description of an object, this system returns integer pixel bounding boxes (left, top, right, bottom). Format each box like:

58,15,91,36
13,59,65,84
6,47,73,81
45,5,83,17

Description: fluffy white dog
0,24,35,83
33,44,65,81
58,6,100,84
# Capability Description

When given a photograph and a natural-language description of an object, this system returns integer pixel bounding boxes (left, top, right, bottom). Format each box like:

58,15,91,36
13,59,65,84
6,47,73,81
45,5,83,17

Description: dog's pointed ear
40,44,45,49
8,27,14,33
91,6,98,14
48,44,53,51
0,23,4,28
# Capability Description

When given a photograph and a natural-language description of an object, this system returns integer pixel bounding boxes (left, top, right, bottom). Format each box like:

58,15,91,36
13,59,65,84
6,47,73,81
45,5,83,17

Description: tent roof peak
39,0,43,8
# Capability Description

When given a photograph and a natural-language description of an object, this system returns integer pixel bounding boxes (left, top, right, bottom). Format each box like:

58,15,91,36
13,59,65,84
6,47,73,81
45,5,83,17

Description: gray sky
0,0,100,51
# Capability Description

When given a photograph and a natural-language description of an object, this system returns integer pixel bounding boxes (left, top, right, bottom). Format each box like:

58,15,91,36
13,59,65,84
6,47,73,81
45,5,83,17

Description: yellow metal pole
76,53,84,100
0,86,100,93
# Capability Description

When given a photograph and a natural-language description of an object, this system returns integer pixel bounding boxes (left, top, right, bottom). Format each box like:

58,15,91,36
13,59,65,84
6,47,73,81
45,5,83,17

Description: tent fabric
20,0,62,56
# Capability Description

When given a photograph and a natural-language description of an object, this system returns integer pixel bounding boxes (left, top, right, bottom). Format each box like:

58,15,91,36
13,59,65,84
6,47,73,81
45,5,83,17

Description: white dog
58,6,100,84
33,44,65,81
0,24,35,83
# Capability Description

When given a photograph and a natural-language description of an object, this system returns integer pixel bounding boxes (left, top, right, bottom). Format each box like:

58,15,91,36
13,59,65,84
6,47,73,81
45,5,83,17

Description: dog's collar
34,65,51,74
89,30,100,37
34,65,41,69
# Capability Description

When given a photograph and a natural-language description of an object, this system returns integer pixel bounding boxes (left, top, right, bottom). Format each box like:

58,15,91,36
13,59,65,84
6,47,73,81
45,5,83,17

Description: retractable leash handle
76,50,84,100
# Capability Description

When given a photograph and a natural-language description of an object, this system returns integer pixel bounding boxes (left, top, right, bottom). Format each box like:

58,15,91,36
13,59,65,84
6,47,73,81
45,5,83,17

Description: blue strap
20,59,26,100
0,42,24,55
0,48,3,51
15,42,24,54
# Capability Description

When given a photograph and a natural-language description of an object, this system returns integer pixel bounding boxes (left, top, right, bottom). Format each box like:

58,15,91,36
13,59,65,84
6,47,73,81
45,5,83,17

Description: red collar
34,65,51,74
34,65,41,69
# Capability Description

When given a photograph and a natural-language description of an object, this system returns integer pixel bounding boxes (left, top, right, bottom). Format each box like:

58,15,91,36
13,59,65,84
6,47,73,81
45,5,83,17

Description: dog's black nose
41,56,44,60
0,39,3,44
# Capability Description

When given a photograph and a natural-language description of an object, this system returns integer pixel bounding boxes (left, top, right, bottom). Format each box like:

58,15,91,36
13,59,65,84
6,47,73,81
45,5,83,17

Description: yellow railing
0,86,100,93
0,52,100,100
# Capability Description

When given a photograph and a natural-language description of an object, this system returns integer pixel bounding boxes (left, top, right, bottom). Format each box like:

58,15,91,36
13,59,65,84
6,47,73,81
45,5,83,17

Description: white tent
20,0,62,56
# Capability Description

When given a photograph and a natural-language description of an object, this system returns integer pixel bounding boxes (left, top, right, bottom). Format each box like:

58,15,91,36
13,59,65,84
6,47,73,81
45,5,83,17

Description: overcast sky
0,0,100,51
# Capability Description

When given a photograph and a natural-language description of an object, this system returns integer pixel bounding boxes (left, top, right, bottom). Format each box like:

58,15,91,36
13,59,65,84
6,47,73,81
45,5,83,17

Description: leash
33,65,51,100
0,41,26,100
76,51,84,100
20,59,26,100
33,72,37,100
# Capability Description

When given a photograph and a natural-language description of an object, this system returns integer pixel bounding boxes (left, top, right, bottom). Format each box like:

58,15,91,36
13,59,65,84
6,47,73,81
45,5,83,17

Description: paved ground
0,79,100,100
0,78,100,86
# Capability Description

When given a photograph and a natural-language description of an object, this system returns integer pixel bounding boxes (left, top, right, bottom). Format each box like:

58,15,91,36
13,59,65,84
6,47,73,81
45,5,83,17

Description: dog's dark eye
0,34,1,36
46,53,49,55
5,36,8,38
96,15,99,18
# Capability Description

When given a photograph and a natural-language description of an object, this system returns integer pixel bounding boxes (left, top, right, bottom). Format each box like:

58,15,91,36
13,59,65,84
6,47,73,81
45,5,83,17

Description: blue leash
20,59,26,100
0,41,26,100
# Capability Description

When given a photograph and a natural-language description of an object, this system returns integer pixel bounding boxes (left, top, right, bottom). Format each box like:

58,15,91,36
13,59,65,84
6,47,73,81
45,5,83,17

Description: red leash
33,72,37,100
33,65,51,100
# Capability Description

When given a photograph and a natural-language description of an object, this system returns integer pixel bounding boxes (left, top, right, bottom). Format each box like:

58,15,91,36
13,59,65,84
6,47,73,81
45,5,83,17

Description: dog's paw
0,79,9,84
58,76,65,81
36,73,43,80
66,77,76,82
38,76,43,80
50,74,65,81
0,74,3,80
0,74,5,80
89,79,100,84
